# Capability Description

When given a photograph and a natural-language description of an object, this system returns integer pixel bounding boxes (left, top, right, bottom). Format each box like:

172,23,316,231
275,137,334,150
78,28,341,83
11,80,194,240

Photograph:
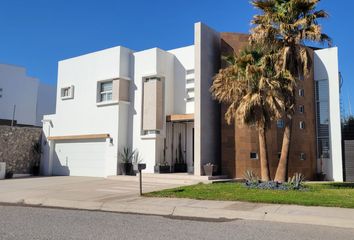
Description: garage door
52,139,107,177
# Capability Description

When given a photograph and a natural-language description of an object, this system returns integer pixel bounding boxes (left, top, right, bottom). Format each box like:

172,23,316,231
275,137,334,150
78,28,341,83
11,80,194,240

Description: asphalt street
0,205,353,240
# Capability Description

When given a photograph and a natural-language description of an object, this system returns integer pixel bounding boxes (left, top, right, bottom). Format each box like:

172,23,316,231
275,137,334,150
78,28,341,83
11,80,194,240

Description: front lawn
145,182,354,208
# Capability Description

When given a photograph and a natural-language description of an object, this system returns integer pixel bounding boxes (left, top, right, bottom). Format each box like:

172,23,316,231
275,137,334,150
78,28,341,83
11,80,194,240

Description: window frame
299,121,305,129
276,119,285,128
299,89,305,97
99,81,113,103
60,85,74,100
299,105,304,114
250,152,259,160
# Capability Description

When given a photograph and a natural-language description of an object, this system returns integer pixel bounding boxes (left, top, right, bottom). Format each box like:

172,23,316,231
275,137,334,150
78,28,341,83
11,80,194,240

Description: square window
250,152,258,159
99,81,113,102
276,119,284,128
300,153,306,160
60,86,74,100
299,89,304,97
299,121,305,129
299,105,304,113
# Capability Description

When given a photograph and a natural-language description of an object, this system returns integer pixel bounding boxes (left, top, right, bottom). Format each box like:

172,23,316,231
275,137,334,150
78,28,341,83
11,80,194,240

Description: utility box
0,162,5,179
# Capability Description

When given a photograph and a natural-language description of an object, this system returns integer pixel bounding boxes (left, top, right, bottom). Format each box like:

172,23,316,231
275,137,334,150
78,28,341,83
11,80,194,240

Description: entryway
163,115,194,174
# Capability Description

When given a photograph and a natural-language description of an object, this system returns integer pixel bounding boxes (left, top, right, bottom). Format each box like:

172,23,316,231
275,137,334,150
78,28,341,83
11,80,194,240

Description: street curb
1,198,354,229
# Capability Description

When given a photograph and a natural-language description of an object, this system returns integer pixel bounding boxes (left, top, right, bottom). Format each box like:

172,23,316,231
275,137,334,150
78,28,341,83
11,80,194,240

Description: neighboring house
0,64,56,127
41,22,343,181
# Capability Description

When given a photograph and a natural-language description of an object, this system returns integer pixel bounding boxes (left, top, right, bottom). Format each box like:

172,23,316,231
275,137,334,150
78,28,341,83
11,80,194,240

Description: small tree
211,46,290,181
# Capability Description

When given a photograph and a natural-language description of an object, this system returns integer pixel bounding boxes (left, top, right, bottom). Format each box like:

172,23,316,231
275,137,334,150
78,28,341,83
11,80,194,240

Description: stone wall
0,126,42,174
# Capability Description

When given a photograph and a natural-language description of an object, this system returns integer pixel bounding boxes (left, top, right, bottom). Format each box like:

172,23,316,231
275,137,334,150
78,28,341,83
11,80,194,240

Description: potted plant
174,133,187,173
203,163,217,176
119,147,134,175
155,161,171,174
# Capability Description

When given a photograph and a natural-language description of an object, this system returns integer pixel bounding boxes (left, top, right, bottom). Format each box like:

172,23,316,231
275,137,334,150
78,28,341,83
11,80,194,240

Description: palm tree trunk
258,128,270,181
274,118,292,182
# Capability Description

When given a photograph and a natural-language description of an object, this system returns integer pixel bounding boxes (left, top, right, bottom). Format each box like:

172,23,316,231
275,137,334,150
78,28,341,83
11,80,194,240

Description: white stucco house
0,64,56,127
41,22,343,181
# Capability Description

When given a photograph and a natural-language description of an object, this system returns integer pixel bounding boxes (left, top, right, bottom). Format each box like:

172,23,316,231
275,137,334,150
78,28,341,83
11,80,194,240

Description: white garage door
52,139,107,177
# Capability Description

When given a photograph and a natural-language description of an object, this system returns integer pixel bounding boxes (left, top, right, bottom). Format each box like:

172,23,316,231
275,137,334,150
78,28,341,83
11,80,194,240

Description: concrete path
1,176,354,229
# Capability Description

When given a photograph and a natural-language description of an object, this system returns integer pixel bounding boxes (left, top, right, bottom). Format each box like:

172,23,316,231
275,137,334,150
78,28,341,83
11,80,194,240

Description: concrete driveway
0,176,186,206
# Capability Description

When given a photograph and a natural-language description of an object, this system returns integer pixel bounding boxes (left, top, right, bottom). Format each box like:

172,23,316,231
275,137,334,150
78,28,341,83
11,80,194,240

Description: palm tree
250,0,332,182
211,46,289,181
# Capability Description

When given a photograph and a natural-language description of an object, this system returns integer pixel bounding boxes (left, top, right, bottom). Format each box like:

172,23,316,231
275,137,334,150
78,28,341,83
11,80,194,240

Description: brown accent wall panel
219,32,317,180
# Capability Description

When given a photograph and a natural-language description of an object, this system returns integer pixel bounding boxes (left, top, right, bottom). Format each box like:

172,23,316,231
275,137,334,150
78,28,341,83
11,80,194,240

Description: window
250,152,258,159
276,119,284,128
63,88,70,97
298,73,305,81
99,81,113,102
142,76,164,136
299,89,304,97
299,121,305,129
60,86,74,100
144,130,160,135
0,88,2,98
300,153,306,160
186,78,194,84
299,105,304,114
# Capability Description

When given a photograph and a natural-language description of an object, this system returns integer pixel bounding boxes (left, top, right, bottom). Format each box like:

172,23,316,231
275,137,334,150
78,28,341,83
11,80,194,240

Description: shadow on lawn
324,182,354,189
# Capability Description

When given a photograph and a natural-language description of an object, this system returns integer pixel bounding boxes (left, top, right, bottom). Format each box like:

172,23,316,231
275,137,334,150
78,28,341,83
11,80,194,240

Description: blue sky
0,0,353,115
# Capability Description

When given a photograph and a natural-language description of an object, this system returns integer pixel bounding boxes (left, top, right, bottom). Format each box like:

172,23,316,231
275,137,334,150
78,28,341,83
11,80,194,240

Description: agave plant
244,170,259,184
288,172,306,190
119,147,135,163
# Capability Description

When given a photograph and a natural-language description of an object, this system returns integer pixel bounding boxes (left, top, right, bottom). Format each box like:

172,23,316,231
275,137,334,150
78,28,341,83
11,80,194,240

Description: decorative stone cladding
0,126,42,174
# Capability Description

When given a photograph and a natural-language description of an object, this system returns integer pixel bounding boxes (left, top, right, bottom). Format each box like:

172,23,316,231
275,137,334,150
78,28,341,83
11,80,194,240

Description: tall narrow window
299,121,305,129
299,105,304,114
300,153,306,160
142,77,163,135
99,81,113,102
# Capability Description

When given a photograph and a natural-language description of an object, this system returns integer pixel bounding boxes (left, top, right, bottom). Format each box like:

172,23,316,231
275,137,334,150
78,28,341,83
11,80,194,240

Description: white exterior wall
168,46,195,114
42,46,133,177
314,47,343,181
131,46,195,173
132,48,174,173
0,64,55,126
194,22,221,176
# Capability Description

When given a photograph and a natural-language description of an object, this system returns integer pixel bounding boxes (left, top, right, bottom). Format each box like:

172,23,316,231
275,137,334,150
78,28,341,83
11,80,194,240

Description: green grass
145,182,354,208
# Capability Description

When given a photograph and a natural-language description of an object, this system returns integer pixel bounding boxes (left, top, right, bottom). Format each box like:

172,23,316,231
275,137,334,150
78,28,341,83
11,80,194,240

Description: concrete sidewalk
1,176,354,229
